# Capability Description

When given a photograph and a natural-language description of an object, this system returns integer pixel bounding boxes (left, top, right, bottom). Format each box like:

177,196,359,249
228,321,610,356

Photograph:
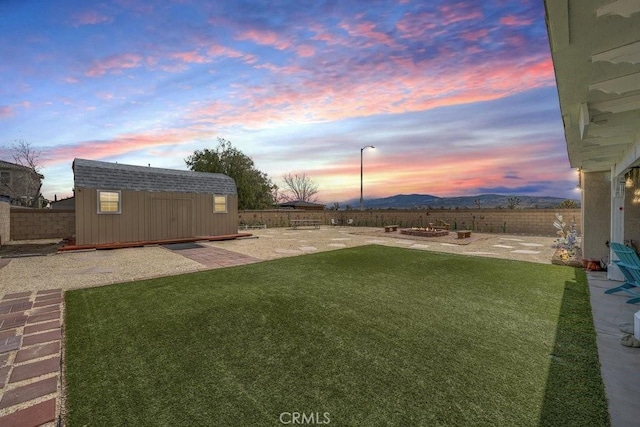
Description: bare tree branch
280,173,319,203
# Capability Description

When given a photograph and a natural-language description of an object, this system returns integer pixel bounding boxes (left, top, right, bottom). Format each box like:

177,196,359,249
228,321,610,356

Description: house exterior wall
624,185,640,249
239,208,582,236
75,187,238,245
0,196,9,244
0,163,42,207
581,171,611,260
10,208,75,240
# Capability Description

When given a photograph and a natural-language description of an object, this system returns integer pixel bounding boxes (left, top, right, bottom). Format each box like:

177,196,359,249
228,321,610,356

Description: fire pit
400,227,450,238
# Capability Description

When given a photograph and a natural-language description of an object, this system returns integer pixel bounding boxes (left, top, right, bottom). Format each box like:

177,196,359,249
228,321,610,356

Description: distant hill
336,194,580,210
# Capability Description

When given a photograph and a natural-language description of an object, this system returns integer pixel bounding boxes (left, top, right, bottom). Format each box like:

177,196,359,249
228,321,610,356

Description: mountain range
337,194,579,209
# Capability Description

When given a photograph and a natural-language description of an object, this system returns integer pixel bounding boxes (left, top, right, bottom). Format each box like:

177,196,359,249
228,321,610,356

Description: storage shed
73,158,238,246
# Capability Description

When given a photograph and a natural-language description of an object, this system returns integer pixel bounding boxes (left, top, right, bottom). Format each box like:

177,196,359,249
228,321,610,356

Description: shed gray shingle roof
73,158,237,195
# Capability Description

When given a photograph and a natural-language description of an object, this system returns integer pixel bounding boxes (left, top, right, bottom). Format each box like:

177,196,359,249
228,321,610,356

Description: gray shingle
73,159,237,195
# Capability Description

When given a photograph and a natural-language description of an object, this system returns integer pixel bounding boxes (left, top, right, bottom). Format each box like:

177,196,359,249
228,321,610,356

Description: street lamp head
361,145,375,151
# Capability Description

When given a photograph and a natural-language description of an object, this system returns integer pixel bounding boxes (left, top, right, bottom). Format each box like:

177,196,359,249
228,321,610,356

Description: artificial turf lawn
64,245,609,426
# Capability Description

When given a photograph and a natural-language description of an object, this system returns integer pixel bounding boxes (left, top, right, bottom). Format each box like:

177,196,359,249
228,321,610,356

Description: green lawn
64,245,609,426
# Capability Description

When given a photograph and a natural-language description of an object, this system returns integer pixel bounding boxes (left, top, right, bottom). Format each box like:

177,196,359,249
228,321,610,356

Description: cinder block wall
239,209,582,237
0,198,9,245
10,209,75,240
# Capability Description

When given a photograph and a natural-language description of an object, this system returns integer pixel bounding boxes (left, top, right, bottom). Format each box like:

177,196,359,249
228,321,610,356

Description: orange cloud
86,53,143,77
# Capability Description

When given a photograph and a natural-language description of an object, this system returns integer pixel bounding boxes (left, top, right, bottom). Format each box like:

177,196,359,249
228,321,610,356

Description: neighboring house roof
73,158,237,195
0,159,44,177
0,159,31,170
278,200,325,210
50,196,75,209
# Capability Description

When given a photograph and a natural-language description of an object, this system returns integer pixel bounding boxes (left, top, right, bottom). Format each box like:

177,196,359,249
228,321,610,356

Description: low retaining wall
10,208,75,240
239,209,582,237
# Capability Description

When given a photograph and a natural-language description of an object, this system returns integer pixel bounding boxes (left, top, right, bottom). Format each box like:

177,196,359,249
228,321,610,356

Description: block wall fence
7,208,582,241
240,209,582,237
10,209,75,241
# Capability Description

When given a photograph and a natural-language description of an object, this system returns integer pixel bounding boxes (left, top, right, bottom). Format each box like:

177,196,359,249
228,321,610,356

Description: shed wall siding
75,187,238,245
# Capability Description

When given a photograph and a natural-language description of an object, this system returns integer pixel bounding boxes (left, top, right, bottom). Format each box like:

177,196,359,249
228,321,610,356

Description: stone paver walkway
165,244,260,268
0,289,62,427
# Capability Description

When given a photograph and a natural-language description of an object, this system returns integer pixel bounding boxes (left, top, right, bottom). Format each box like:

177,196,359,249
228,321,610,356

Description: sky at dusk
0,0,578,204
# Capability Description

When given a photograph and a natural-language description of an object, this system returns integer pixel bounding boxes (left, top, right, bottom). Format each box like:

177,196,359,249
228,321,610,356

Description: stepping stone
274,249,300,254
331,238,351,241
500,238,524,241
464,251,498,255
440,243,458,247
410,244,430,250
511,250,541,254
366,240,386,244
300,246,317,252
493,245,514,249
518,243,544,247
328,243,346,248
391,240,413,245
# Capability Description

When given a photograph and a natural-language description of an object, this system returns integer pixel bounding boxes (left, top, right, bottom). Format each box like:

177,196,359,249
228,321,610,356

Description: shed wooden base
57,233,252,252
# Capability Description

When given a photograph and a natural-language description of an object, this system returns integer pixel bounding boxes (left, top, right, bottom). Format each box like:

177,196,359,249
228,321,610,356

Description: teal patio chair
607,242,640,304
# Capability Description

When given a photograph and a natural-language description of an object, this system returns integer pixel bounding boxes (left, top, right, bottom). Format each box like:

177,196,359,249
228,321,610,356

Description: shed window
0,171,9,185
213,195,227,213
98,190,121,214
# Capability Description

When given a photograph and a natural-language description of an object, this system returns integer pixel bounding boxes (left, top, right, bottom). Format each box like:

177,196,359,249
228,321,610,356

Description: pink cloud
207,44,257,64
396,12,437,39
171,51,211,64
43,129,203,166
0,106,13,119
500,15,533,26
340,21,396,47
186,53,555,132
71,10,112,26
86,53,143,77
438,4,483,26
236,29,291,50
64,76,80,84
297,45,316,58
460,29,489,42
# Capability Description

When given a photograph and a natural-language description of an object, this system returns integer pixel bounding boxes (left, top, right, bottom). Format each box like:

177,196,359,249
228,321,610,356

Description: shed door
149,198,193,240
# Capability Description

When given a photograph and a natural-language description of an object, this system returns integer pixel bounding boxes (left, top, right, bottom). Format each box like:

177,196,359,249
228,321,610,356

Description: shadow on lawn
538,268,610,427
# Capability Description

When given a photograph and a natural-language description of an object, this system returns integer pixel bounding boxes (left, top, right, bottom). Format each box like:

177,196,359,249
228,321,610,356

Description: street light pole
360,145,375,210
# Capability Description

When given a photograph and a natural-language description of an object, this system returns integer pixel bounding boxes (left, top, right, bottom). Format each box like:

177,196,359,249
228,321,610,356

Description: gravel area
0,227,558,294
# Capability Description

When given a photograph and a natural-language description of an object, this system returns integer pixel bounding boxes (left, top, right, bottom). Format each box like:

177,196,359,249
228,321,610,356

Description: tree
2,140,44,207
507,196,521,209
279,173,319,202
185,138,276,210
557,199,578,209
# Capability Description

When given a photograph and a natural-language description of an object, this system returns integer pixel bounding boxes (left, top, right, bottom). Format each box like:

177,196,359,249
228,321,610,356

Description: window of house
97,190,121,214
0,171,9,185
213,195,227,213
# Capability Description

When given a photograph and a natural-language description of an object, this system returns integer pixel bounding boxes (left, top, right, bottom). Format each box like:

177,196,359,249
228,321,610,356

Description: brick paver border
0,289,62,426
